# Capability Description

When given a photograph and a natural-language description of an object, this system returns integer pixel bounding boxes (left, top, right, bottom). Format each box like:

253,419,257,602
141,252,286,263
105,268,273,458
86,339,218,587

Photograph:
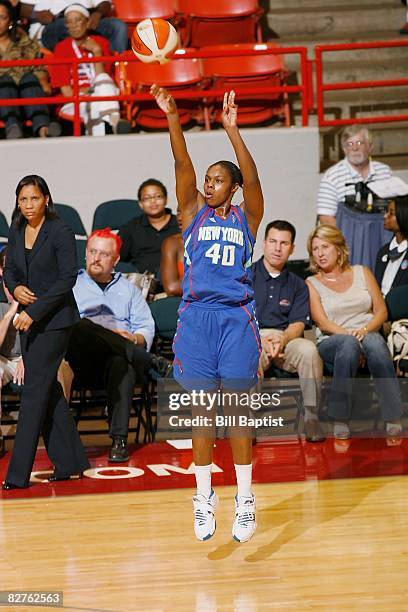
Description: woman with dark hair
375,195,408,297
2,175,89,489
151,86,264,543
0,0,60,138
306,224,402,444
119,177,179,279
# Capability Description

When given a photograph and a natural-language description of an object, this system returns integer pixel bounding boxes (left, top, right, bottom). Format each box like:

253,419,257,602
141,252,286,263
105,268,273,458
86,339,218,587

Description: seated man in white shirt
20,0,128,52
317,124,393,269
61,228,170,463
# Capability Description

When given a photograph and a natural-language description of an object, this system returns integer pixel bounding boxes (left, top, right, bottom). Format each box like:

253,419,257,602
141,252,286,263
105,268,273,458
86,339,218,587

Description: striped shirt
317,158,392,217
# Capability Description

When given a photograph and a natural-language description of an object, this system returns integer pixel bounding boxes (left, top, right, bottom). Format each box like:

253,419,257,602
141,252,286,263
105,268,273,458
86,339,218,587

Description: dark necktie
388,247,405,262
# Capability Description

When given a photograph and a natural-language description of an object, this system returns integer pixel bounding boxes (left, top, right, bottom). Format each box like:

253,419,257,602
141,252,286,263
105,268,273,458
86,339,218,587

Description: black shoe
48,472,83,482
114,119,132,134
150,355,173,379
109,437,129,462
6,124,23,139
0,437,5,459
304,419,326,443
47,121,62,137
2,481,25,490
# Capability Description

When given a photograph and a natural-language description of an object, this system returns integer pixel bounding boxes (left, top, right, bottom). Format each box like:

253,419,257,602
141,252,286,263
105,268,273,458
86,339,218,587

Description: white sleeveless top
307,265,373,343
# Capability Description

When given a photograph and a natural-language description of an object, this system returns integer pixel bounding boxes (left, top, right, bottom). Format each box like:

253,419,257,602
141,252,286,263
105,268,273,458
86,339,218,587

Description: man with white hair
20,0,128,52
317,124,393,269
50,4,130,135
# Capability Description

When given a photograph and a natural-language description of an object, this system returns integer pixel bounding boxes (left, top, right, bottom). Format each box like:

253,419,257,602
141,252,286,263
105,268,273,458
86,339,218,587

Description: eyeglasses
88,249,113,259
140,194,165,203
345,140,366,148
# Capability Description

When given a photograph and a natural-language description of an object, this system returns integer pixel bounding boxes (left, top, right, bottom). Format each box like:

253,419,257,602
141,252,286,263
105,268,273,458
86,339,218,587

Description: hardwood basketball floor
1,476,407,611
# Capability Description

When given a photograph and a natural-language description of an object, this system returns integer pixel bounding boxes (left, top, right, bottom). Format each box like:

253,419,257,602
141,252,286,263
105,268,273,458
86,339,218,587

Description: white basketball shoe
192,489,218,541
232,494,257,542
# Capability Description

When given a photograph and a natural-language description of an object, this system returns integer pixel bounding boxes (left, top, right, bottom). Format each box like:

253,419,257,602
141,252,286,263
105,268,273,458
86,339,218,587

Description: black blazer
374,242,408,290
4,216,80,332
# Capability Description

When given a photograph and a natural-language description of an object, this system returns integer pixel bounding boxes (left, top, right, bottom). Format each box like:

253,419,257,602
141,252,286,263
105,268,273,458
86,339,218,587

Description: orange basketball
131,18,179,65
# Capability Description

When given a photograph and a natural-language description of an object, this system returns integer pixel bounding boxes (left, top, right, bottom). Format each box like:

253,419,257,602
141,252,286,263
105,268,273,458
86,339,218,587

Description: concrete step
320,58,407,83
268,5,405,37
278,31,408,67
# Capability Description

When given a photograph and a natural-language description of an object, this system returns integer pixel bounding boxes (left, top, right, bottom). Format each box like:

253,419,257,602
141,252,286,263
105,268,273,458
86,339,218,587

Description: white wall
1,129,407,260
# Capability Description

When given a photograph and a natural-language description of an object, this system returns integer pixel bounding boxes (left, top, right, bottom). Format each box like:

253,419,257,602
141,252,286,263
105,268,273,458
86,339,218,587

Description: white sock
195,463,212,498
234,463,252,498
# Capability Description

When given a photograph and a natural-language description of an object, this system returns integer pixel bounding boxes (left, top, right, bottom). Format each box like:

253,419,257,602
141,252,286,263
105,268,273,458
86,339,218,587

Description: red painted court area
1,437,408,499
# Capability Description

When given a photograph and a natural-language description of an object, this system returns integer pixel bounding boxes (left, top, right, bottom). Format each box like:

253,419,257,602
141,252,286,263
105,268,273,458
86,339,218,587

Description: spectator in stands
375,195,408,322
253,220,325,443
119,179,179,281
160,207,183,297
0,248,24,459
0,0,61,138
20,0,128,52
317,124,393,270
375,195,408,296
61,228,171,462
306,224,402,443
50,4,130,136
400,0,408,34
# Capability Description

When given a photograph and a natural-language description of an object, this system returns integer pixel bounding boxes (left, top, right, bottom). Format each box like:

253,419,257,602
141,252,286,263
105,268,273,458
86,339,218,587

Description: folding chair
175,0,263,48
201,43,291,126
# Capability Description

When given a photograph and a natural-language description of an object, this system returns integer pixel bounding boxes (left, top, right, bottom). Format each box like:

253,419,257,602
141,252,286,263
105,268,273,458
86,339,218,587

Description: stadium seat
120,52,208,129
0,211,9,247
54,203,87,237
149,297,181,340
54,203,88,270
175,0,263,48
91,199,140,232
201,43,291,127
112,0,175,36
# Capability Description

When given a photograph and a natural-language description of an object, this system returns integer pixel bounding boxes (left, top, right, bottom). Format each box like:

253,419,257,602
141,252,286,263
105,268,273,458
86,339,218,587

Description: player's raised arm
222,91,264,238
150,85,202,231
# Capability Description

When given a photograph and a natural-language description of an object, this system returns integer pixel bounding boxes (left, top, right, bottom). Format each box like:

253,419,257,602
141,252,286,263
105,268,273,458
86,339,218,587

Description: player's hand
221,91,238,129
13,357,24,386
13,311,34,332
14,285,37,305
150,84,177,115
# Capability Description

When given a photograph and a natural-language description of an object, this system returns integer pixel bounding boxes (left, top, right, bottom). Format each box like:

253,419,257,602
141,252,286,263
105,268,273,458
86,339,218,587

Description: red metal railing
315,40,408,127
0,45,309,136
2,40,407,134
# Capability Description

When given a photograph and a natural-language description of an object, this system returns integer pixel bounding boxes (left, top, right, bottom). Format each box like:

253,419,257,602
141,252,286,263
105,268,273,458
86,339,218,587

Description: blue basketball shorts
172,300,261,391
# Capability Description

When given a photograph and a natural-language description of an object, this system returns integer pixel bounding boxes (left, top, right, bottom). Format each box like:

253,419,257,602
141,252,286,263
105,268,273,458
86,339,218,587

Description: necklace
321,272,341,282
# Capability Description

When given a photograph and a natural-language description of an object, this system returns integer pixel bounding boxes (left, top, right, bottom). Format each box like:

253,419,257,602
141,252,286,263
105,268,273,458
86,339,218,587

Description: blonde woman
306,225,402,442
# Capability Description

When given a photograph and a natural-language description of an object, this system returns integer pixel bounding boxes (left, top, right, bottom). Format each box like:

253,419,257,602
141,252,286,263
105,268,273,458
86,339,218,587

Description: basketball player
151,85,264,542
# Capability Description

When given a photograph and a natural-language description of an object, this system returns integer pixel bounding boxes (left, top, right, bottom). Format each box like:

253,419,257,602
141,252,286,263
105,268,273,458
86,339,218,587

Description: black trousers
0,73,50,134
66,319,153,438
6,327,90,487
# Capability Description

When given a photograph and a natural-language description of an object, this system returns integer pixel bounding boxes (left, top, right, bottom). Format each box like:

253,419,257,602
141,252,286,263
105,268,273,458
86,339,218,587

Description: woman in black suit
2,175,90,489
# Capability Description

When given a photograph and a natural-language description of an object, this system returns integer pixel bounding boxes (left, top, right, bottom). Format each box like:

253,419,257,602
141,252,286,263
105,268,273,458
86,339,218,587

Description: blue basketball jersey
182,204,255,305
